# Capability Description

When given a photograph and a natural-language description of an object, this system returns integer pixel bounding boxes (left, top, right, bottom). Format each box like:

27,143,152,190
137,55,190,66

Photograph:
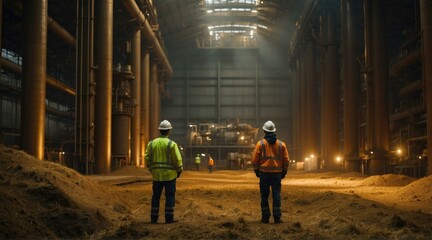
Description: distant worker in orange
252,120,289,224
208,155,215,173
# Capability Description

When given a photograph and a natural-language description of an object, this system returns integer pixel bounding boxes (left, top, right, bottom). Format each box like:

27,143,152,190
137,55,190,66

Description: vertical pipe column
305,40,318,168
342,0,361,172
141,50,150,165
364,0,389,175
255,59,259,126
131,29,141,167
299,53,306,163
420,0,432,175
0,0,2,64
292,58,300,162
76,0,95,174
322,10,340,171
371,0,389,174
21,0,48,160
320,14,328,170
94,0,113,174
150,63,159,140
218,59,221,123
363,0,374,172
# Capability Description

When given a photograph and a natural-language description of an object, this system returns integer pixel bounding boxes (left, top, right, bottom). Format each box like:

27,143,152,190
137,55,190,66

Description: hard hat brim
263,126,276,132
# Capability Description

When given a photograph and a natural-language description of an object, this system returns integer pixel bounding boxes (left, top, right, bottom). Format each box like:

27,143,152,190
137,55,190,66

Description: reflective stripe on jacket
251,139,289,173
145,136,183,181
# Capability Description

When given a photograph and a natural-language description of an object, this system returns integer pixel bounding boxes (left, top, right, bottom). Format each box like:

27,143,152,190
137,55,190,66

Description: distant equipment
186,121,258,169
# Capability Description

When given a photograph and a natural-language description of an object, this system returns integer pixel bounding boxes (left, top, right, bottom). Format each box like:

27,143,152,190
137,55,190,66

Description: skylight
205,0,258,5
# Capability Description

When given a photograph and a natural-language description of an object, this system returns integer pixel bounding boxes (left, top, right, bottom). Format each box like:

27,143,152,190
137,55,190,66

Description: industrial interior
2,1,432,239
1,0,432,177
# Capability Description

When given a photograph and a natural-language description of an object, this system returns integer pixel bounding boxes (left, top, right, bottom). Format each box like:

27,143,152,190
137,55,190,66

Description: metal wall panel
162,49,291,146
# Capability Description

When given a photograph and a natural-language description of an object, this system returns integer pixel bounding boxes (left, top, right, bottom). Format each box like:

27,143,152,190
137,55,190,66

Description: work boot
274,218,283,224
261,217,269,224
150,217,158,224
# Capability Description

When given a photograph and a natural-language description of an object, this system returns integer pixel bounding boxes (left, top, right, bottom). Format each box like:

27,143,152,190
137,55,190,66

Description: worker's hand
254,169,260,178
281,170,287,179
177,171,182,178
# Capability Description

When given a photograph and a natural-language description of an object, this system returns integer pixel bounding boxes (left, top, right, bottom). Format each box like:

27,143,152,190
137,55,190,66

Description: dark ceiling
1,0,420,71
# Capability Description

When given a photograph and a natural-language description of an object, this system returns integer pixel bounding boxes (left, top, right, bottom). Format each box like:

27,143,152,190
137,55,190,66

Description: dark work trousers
259,172,282,220
151,179,176,222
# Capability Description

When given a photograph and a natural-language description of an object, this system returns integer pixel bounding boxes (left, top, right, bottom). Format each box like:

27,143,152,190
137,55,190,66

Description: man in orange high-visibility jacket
252,120,289,224
208,155,214,173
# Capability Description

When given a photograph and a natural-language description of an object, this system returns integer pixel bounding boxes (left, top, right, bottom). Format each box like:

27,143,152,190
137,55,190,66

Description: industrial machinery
186,120,258,169
111,64,134,170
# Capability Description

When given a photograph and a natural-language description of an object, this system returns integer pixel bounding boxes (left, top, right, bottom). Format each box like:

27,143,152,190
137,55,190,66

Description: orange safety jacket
208,158,214,166
252,139,289,173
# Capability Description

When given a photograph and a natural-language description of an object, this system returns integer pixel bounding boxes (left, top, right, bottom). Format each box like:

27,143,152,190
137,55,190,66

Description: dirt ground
1,144,431,239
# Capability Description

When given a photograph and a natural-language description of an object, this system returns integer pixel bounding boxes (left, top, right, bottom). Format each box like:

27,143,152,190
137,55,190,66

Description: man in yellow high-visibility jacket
252,120,289,224
194,153,201,171
145,120,183,224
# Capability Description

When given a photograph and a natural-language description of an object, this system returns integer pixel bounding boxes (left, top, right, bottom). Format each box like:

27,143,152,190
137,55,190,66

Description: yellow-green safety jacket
195,155,201,164
145,136,183,181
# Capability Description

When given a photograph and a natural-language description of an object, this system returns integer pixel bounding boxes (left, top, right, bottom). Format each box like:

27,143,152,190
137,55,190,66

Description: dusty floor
1,145,431,239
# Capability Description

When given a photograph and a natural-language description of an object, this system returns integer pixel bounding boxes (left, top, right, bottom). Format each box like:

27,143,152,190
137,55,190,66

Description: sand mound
0,144,130,239
361,174,415,187
109,165,150,176
394,175,432,202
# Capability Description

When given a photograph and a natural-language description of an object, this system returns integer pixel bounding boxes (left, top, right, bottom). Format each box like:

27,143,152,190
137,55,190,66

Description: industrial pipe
47,16,76,47
342,0,361,172
420,0,432,175
390,49,422,77
94,0,113,174
141,50,150,163
121,0,173,80
5,0,76,48
131,29,141,167
390,105,425,122
150,63,159,140
0,58,76,96
399,80,423,97
321,10,339,171
21,0,48,160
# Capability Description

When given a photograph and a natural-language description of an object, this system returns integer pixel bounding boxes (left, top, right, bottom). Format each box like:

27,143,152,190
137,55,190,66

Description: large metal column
121,0,173,80
150,63,159,140
76,0,95,174
372,0,389,173
291,58,300,162
94,0,113,174
305,40,319,168
141,50,150,165
131,29,141,167
341,0,361,172
21,0,48,160
364,0,389,175
0,0,2,68
420,0,432,175
321,10,339,171
299,53,306,164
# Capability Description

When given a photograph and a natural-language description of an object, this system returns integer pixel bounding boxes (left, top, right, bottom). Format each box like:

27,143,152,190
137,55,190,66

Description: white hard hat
158,120,173,130
262,120,276,132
